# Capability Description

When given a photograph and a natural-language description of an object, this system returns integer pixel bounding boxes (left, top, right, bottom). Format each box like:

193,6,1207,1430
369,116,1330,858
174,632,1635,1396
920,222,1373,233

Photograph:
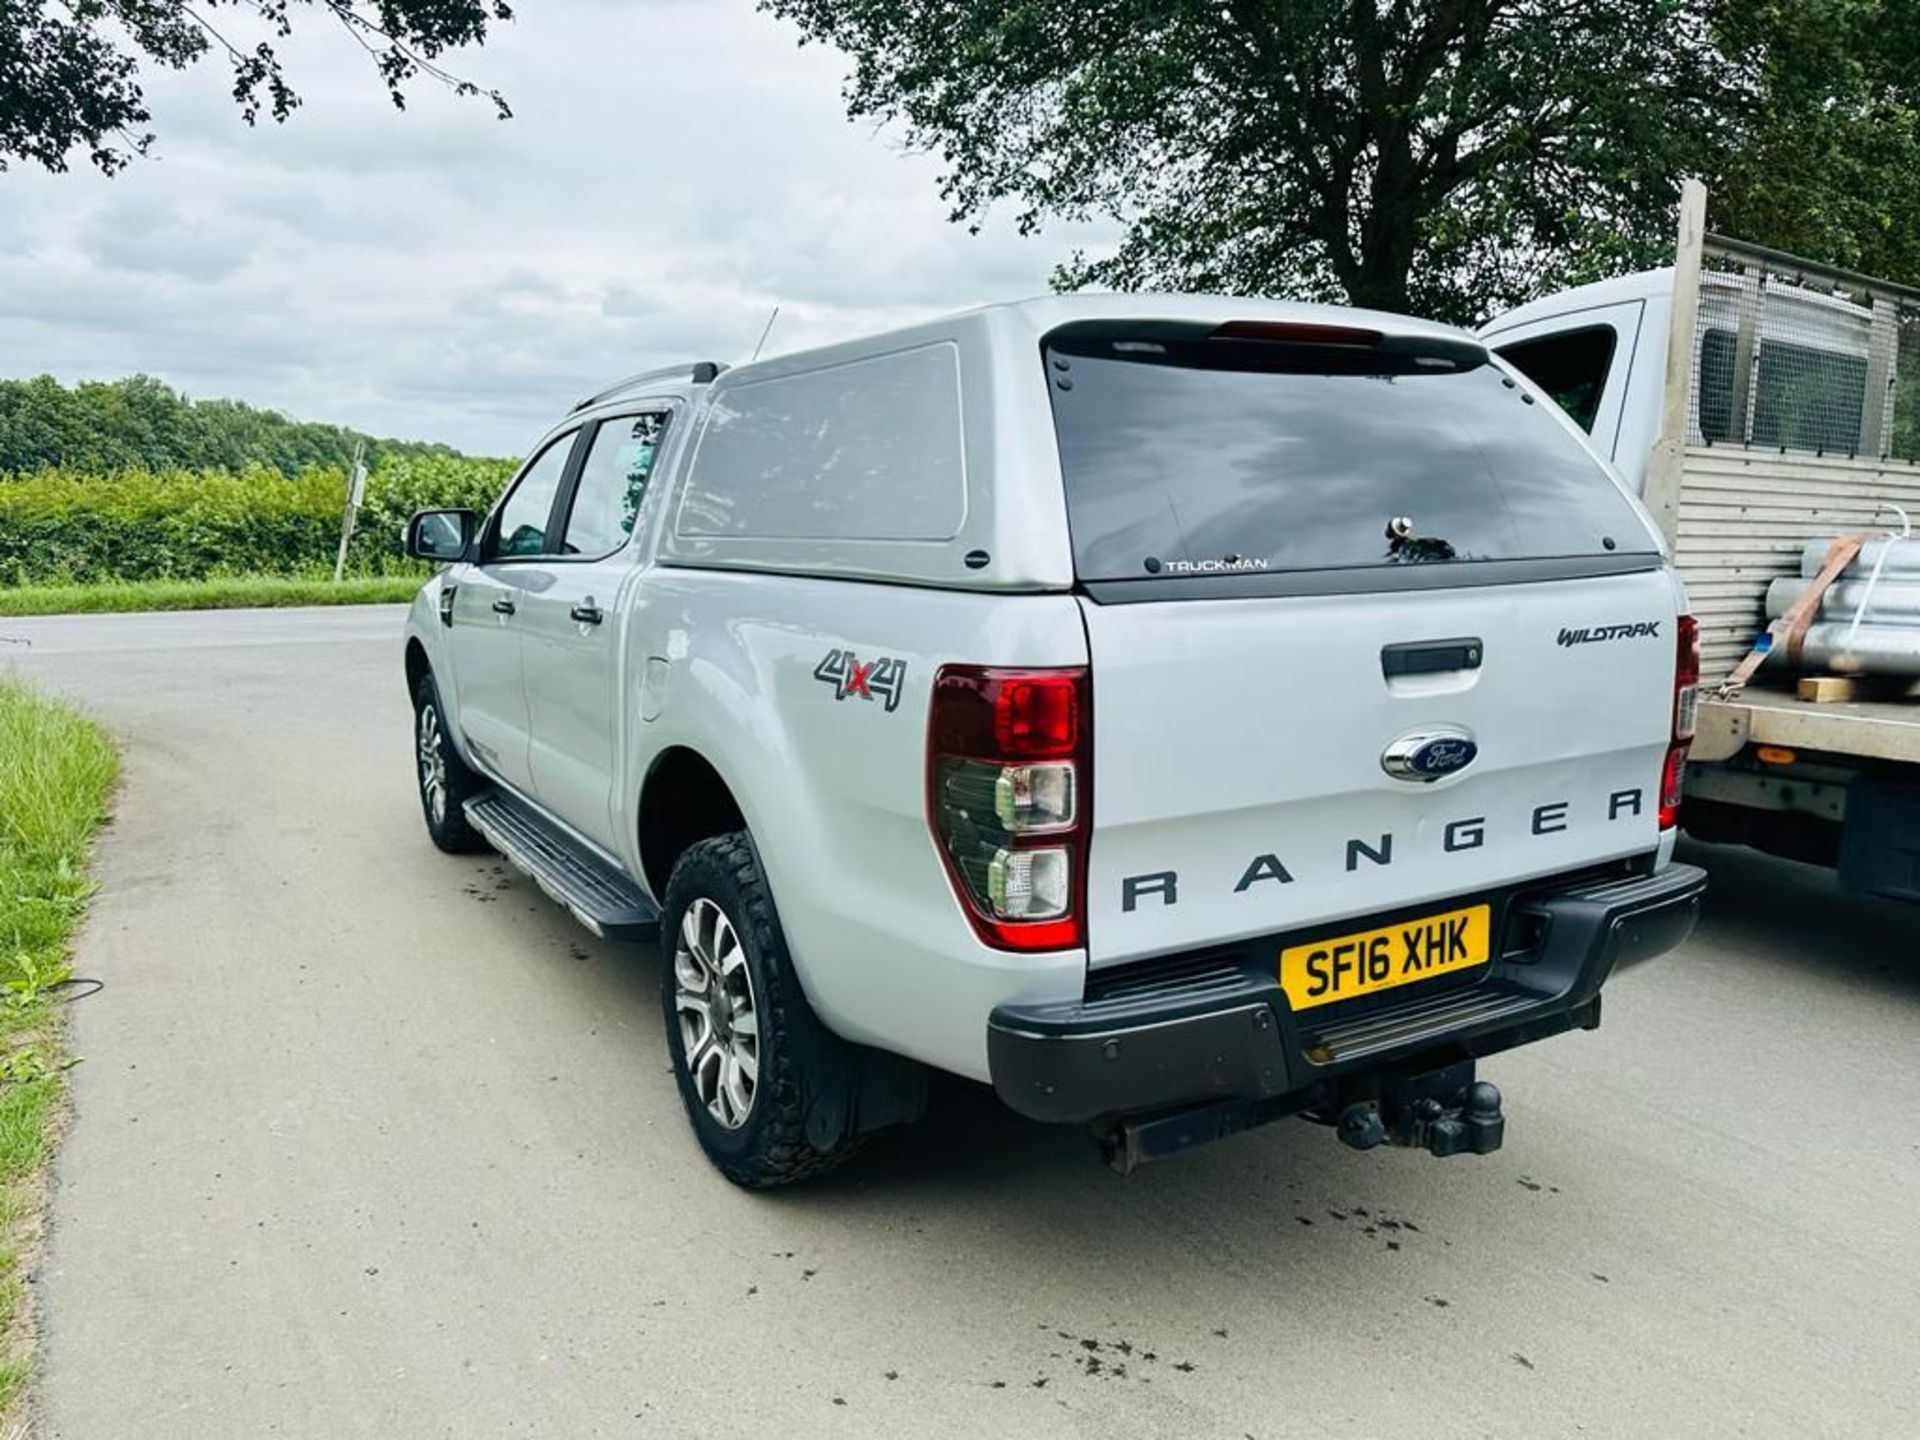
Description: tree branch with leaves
0,0,513,175
761,0,1919,322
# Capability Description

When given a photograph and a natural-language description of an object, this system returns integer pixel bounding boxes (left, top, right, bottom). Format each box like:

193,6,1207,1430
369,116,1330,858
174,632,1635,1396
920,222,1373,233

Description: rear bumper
988,862,1707,1125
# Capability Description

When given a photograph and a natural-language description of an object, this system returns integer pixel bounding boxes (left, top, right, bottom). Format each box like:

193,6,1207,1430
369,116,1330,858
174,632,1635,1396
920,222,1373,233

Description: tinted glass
492,436,573,559
563,413,668,557
1045,326,1652,583
1494,325,1617,433
677,342,965,541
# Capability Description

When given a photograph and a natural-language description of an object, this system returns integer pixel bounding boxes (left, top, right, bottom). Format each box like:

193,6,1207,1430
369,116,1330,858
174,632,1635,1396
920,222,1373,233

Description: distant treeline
0,457,514,587
0,375,486,475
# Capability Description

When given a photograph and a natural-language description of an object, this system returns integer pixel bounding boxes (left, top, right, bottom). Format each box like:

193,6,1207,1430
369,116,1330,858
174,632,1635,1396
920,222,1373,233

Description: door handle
492,598,517,616
1381,637,1482,677
570,604,604,626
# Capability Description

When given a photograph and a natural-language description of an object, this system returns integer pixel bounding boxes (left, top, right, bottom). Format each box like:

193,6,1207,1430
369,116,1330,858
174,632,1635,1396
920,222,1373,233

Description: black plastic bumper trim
988,862,1706,1124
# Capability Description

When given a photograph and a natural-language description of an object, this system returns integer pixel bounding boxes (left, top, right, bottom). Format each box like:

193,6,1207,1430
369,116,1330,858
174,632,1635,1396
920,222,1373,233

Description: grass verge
0,574,421,617
0,679,118,1421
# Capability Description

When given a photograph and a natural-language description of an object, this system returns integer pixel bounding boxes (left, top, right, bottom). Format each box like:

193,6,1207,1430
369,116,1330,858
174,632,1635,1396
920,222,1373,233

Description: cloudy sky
0,1,1114,456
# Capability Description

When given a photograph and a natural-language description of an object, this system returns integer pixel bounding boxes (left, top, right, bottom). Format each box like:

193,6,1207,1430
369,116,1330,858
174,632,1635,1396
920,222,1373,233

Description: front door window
559,413,669,558
490,436,574,559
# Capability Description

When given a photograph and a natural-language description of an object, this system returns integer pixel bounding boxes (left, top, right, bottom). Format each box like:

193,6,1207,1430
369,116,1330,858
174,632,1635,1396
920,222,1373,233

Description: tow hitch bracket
1337,1063,1505,1158
1097,1062,1506,1173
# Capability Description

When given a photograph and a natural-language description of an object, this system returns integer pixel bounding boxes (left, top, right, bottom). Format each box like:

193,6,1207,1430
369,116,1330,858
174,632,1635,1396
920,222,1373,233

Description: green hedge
0,455,513,587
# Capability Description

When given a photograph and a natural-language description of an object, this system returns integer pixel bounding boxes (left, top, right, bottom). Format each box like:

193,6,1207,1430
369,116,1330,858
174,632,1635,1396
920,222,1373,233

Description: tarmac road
6,605,1918,1439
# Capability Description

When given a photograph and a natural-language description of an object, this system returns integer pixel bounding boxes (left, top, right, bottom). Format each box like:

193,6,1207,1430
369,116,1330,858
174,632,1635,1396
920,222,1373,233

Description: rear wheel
412,671,488,854
660,833,862,1187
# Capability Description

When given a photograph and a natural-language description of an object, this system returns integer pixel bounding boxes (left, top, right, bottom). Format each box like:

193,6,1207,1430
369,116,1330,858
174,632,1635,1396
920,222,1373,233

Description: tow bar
1335,1063,1505,1158
1098,1061,1505,1172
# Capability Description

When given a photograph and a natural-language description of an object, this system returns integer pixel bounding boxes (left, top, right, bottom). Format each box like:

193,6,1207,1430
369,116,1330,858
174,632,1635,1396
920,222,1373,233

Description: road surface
6,605,1917,1439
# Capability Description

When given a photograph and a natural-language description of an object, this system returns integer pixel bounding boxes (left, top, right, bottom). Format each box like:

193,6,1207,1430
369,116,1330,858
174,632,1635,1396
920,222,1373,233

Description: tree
0,1,513,176
0,374,473,473
761,0,1918,322
1712,0,1920,285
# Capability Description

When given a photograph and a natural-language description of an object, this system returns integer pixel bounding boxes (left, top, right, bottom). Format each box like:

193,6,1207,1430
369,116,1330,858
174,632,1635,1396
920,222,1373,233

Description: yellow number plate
1280,905,1492,1011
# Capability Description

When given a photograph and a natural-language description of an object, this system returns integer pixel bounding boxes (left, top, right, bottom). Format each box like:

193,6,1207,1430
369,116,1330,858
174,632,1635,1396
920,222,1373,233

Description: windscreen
1044,321,1655,584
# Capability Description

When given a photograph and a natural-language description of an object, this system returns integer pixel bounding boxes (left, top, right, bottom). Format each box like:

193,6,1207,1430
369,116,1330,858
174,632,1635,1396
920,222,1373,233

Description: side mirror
406,508,476,562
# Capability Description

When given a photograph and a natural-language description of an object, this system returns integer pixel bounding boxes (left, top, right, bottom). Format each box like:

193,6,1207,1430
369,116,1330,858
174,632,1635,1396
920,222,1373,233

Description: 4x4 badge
813,649,907,712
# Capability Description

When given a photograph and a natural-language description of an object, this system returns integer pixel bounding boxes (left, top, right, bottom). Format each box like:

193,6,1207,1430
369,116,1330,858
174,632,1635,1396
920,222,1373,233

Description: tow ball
1336,1069,1505,1158
1096,1061,1507,1172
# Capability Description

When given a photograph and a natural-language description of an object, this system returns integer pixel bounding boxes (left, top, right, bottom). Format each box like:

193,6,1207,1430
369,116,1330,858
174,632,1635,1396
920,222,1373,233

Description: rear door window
1493,325,1617,433
1044,321,1653,586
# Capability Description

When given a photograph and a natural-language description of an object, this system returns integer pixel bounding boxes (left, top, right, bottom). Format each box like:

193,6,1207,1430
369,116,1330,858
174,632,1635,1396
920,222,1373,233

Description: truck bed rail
1694,689,1920,765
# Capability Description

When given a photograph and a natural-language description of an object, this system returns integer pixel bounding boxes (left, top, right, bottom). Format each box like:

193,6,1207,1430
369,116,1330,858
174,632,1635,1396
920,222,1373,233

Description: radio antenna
749,305,781,363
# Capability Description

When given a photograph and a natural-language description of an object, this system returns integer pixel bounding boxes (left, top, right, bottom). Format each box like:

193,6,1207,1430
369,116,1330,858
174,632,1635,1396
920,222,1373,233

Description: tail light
1661,615,1700,830
927,666,1090,951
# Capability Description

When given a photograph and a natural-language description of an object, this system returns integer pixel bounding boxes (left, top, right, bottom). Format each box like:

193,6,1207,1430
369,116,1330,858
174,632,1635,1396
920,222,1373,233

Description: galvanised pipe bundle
1763,536,1920,676
1766,577,1920,624
1762,623,1920,676
1797,537,1920,579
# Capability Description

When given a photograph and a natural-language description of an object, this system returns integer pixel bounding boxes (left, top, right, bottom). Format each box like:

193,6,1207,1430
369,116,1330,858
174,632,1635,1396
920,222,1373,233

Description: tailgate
1082,569,1676,965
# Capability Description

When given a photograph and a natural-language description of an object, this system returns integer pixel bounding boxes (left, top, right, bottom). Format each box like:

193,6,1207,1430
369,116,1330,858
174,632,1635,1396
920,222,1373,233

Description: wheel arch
638,746,749,900
404,636,432,698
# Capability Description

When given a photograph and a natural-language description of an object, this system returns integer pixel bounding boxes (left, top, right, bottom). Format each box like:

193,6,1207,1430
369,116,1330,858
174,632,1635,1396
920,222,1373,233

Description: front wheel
660,833,862,1187
412,671,488,853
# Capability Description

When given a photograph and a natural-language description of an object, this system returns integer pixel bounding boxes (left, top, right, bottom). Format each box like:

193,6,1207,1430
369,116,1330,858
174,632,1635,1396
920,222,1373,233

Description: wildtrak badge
1558,621,1661,647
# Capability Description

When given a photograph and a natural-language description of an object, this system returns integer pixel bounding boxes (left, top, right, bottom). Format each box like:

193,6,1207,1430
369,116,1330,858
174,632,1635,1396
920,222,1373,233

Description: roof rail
571,361,727,413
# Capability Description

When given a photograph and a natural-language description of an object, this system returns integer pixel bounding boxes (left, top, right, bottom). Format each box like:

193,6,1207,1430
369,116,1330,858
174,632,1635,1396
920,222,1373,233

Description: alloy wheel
672,897,761,1129
417,702,448,824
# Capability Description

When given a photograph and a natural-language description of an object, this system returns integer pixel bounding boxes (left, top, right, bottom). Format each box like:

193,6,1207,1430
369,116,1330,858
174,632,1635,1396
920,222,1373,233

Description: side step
463,792,660,941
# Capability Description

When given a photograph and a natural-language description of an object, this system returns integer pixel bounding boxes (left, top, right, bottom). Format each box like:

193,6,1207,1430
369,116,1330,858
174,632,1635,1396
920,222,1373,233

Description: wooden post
1642,177,1709,551
333,441,367,584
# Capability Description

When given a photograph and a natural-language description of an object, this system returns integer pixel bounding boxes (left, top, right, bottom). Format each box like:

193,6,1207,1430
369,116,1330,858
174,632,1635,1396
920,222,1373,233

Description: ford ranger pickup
402,295,1707,1186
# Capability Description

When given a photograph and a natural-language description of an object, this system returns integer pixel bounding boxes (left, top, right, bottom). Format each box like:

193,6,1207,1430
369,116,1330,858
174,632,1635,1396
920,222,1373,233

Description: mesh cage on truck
1686,237,1920,464
1651,227,1920,690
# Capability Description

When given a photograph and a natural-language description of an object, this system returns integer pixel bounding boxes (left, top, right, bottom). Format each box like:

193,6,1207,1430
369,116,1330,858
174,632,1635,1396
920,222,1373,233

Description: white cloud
0,0,1115,456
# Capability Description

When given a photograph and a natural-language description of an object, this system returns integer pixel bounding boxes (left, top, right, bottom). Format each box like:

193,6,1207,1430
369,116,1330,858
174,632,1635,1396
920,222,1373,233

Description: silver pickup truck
402,294,1706,1186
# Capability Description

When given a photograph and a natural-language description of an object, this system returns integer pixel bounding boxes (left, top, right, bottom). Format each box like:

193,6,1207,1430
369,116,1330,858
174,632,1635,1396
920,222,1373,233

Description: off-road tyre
660,832,864,1187
412,670,489,854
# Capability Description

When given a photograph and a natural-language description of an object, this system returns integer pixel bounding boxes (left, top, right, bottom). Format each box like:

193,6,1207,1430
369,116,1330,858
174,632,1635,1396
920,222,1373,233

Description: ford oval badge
1382,728,1479,783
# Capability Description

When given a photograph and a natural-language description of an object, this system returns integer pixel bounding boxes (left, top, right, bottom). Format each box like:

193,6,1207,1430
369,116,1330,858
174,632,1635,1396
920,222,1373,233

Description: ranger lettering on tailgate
1121,787,1647,910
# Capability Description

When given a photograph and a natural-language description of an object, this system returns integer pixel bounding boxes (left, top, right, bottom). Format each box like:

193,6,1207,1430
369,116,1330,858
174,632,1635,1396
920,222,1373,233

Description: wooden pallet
1795,674,1920,704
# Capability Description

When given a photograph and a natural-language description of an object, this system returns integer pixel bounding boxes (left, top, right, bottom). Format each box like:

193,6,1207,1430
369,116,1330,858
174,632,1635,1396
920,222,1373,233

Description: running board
463,792,660,941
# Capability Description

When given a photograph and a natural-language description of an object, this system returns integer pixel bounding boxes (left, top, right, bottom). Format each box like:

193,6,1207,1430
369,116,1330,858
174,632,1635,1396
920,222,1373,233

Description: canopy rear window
1043,321,1655,587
